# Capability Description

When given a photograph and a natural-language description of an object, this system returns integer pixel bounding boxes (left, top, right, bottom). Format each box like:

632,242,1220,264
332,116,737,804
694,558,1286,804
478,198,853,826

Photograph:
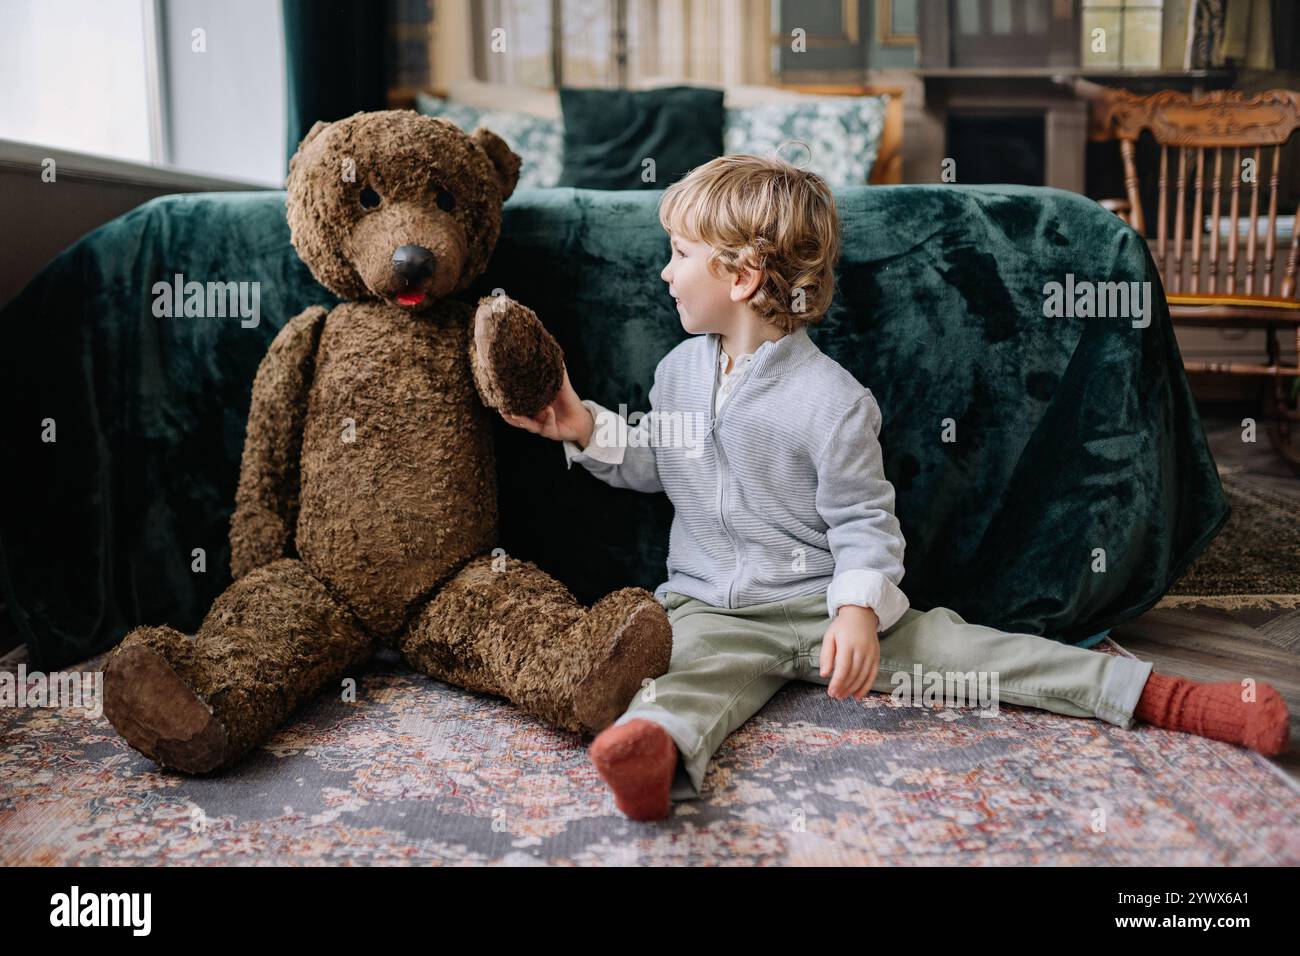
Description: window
468,0,760,89
476,0,628,86
0,0,286,186
477,0,555,85
1081,0,1165,70
0,0,154,163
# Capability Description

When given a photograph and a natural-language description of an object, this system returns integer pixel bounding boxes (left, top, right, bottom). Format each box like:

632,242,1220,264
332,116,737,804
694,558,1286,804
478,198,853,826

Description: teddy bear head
285,109,521,311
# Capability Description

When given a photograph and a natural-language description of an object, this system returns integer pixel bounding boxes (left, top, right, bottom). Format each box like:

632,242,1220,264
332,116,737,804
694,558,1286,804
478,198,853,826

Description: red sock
588,718,679,820
1134,671,1290,756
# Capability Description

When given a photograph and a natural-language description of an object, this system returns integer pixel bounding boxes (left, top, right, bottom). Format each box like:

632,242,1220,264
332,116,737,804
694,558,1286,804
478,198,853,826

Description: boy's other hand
501,367,595,447
820,605,881,701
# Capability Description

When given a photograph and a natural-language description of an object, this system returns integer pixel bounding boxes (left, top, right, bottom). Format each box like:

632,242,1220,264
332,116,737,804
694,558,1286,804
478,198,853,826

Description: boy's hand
820,605,881,701
500,367,595,447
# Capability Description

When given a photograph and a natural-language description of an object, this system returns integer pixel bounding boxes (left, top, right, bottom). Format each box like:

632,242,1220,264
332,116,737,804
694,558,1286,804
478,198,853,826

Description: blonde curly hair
657,153,841,333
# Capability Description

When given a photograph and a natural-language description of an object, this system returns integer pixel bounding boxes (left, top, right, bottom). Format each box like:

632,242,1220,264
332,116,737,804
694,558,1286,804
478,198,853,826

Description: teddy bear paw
470,294,566,418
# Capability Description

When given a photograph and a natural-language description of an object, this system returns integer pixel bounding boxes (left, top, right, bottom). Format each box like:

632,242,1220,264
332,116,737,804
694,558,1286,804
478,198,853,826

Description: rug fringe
1101,636,1140,659
1156,594,1300,610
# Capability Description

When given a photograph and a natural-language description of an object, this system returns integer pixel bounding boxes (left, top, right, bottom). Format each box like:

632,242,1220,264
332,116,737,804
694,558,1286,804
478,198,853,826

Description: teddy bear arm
468,294,566,418
229,304,328,579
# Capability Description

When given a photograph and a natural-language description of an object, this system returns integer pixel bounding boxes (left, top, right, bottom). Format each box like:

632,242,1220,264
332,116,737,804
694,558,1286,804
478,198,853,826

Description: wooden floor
1109,416,1300,785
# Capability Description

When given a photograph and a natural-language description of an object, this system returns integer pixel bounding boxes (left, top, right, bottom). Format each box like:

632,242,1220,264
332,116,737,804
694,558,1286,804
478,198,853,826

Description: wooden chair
1087,87,1300,474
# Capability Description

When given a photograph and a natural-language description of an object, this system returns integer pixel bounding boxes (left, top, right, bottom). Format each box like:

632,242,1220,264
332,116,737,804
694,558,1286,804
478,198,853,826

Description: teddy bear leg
103,557,372,773
399,554,672,735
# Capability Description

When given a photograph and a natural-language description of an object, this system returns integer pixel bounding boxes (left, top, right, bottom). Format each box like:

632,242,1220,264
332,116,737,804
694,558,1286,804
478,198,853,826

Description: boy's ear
731,265,765,303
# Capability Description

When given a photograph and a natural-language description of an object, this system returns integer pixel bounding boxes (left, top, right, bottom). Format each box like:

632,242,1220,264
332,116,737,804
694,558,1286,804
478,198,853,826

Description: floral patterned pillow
723,95,889,187
415,93,563,189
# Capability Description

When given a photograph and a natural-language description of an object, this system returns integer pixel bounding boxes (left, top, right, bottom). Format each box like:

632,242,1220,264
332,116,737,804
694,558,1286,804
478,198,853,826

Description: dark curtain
283,0,389,161
1276,0,1300,69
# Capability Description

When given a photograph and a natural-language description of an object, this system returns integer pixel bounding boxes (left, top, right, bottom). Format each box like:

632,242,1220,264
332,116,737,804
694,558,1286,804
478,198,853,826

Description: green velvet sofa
0,184,1228,670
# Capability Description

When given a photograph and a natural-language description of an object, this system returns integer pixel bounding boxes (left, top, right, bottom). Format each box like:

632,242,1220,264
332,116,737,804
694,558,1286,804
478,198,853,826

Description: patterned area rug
1157,466,1300,610
2,642,1297,865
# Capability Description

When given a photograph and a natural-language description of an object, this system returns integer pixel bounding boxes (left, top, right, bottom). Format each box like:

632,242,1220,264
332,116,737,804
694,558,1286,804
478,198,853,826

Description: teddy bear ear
287,120,333,181
300,120,331,150
470,127,522,200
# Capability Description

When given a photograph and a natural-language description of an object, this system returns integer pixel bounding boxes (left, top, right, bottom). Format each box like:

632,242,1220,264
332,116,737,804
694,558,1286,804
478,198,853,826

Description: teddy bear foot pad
103,643,230,775
574,599,673,735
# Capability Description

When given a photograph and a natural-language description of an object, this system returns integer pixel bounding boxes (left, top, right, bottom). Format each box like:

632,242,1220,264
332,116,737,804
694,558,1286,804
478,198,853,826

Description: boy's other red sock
588,718,679,820
1134,671,1290,756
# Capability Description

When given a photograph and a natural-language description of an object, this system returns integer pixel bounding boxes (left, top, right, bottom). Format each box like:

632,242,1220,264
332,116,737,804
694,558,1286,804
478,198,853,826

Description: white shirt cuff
826,569,910,633
563,399,627,467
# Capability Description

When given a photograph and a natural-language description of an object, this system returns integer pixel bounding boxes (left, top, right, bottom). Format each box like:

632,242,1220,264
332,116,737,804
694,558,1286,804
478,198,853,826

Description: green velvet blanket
0,185,1228,669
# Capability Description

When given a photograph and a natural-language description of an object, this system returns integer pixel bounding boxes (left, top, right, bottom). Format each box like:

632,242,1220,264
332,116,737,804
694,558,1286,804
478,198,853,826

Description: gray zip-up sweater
562,324,910,631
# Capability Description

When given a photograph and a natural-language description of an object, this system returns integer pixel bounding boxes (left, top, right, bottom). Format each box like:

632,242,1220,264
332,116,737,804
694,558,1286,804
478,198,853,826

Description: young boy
499,154,1289,821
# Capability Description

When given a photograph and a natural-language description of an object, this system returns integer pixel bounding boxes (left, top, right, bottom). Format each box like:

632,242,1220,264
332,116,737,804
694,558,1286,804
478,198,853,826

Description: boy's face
660,232,758,335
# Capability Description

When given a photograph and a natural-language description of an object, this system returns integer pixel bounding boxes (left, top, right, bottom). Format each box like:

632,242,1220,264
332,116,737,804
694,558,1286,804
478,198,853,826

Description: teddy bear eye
436,189,455,213
359,186,381,210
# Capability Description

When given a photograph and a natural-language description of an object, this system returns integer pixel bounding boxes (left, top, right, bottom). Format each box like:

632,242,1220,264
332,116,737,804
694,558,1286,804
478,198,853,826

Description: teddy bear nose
392,245,436,284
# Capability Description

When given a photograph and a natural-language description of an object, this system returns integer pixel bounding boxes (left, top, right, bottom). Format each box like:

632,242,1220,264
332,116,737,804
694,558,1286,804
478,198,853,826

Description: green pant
614,591,1154,801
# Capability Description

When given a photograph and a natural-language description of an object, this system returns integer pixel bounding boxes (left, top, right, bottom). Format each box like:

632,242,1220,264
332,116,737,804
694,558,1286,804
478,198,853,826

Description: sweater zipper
711,337,750,609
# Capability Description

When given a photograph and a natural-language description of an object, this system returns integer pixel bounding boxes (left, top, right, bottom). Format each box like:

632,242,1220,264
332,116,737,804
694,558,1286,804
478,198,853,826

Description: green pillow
557,85,725,190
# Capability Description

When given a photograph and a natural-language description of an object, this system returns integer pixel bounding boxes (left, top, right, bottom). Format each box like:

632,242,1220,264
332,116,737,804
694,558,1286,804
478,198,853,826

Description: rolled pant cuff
1095,655,1154,728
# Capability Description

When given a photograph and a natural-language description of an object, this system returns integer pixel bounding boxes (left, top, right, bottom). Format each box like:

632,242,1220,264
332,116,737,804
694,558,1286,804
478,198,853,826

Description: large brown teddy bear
102,110,672,773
